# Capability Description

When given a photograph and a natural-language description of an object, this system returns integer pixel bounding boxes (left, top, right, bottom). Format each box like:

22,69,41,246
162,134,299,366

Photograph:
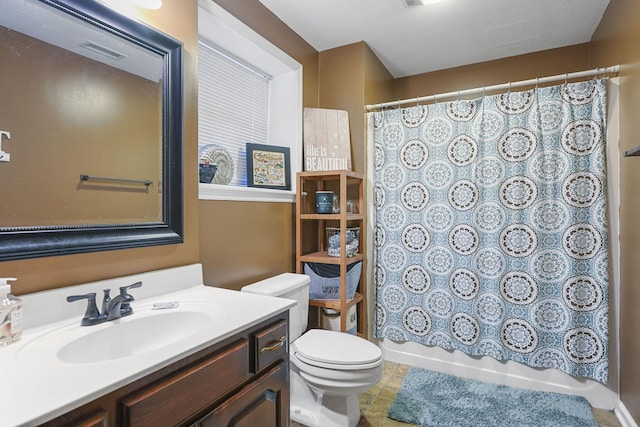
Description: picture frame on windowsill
246,143,291,190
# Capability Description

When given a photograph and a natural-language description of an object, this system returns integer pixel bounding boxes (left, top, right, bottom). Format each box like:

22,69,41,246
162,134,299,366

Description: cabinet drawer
120,339,249,426
252,320,288,373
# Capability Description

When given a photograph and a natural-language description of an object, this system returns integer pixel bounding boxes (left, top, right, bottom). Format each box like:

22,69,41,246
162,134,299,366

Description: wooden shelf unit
295,170,367,337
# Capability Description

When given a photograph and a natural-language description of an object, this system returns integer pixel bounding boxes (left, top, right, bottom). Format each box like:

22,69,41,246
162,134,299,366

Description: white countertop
2,264,295,427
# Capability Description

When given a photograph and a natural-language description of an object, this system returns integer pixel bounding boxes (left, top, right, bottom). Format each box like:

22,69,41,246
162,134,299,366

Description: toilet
241,273,383,427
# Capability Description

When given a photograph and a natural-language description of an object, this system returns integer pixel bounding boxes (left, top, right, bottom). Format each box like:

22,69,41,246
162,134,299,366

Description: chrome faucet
67,281,142,326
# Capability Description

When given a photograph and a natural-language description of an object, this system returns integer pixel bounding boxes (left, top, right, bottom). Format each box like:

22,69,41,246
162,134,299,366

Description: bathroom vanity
2,264,294,427
44,313,289,426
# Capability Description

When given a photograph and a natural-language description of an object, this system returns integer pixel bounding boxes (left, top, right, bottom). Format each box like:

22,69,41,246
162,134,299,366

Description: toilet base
290,392,361,427
290,364,362,427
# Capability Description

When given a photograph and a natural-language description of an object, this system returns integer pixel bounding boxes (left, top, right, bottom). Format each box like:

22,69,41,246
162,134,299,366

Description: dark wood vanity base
41,312,289,427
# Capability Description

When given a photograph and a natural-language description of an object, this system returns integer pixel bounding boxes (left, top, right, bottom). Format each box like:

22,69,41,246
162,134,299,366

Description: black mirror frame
0,0,183,261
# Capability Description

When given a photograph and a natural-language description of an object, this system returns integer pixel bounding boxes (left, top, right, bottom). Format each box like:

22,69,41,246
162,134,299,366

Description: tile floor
291,361,621,427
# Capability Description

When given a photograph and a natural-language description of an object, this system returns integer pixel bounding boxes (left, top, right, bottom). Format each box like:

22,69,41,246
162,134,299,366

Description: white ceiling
258,0,610,78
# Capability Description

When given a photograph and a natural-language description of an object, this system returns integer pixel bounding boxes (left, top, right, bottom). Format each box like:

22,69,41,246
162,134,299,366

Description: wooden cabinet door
197,362,289,427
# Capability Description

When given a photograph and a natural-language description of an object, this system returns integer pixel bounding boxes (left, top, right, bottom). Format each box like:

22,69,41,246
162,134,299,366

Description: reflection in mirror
0,0,183,260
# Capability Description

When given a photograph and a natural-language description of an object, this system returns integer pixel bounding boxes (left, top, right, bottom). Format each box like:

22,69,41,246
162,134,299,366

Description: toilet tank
241,273,310,341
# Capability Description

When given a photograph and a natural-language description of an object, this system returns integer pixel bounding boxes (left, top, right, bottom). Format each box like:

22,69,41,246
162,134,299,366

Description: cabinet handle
260,336,286,353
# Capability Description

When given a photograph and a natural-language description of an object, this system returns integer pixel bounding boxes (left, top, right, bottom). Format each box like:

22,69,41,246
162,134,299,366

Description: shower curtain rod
365,64,620,111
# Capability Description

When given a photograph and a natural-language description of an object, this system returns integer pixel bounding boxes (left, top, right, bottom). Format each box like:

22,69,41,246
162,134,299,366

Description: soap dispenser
0,278,22,346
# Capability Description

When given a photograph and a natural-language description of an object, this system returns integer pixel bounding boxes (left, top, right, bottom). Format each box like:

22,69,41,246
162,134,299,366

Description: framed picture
246,143,291,190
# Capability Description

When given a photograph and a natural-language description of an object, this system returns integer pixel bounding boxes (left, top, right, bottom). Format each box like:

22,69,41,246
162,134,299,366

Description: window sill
198,183,295,203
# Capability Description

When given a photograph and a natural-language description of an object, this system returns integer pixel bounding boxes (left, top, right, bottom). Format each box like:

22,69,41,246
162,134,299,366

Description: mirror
0,0,183,260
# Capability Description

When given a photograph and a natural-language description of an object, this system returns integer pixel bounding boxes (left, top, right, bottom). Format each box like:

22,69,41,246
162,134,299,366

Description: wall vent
80,41,127,60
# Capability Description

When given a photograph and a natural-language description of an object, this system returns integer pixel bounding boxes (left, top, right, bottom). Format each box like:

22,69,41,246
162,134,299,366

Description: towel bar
79,174,153,186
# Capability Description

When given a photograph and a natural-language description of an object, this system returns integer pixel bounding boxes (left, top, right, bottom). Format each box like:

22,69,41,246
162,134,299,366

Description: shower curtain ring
507,81,511,94
564,73,568,86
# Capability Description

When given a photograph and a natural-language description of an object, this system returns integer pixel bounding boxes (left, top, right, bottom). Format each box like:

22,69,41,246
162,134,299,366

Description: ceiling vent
80,41,127,60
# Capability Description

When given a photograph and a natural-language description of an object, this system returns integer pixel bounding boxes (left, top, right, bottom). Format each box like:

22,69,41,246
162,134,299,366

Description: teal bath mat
388,367,597,427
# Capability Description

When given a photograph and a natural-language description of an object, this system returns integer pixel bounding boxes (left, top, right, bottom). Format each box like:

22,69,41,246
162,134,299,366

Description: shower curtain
370,79,609,383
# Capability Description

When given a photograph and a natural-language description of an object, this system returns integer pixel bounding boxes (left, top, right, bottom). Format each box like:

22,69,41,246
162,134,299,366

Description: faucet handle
119,281,142,295
66,293,105,326
118,281,142,317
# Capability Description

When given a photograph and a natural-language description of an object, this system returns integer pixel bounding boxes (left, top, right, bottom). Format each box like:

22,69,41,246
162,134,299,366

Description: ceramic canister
315,191,334,214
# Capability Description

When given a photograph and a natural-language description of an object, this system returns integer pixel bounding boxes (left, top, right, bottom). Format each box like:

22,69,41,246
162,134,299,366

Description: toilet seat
292,329,383,370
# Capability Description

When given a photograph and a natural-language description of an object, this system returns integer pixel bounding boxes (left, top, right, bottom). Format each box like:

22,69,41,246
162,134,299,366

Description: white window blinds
198,40,271,186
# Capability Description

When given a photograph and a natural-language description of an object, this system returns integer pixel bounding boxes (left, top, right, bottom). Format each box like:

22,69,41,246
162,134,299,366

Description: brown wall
364,45,396,108
0,1,200,295
198,0,319,289
199,201,294,291
318,43,367,173
317,42,394,173
590,0,640,421
394,43,591,100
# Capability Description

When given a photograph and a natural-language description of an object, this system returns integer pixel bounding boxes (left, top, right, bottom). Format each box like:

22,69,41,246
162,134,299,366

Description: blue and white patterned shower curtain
371,79,609,383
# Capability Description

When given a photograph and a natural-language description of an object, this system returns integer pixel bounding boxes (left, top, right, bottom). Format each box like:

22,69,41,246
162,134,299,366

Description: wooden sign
303,108,352,171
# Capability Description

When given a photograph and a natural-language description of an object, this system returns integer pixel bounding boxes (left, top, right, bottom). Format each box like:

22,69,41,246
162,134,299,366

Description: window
198,1,302,202
198,42,270,187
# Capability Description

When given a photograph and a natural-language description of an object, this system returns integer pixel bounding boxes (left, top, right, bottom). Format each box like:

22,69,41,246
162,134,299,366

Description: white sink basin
19,305,219,364
58,310,213,363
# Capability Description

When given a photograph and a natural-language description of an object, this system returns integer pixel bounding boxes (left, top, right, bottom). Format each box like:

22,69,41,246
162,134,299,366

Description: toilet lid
293,329,382,368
